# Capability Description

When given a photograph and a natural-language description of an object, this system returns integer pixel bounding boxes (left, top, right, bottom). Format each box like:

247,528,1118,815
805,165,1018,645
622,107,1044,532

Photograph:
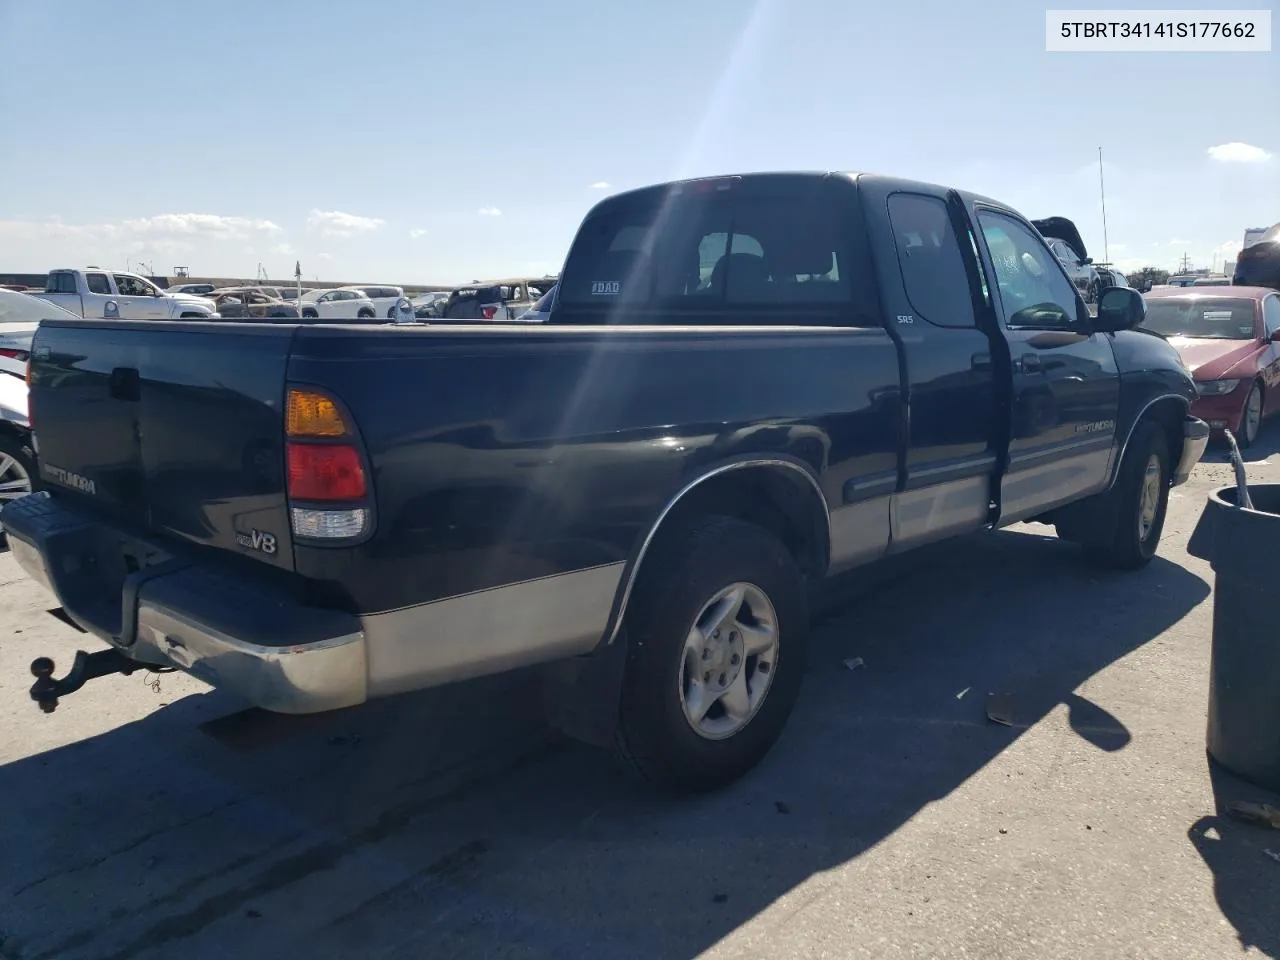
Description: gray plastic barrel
1187,484,1280,793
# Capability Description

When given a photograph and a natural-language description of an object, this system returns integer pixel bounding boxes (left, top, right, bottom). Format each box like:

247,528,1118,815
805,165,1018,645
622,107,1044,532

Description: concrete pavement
1,438,1279,959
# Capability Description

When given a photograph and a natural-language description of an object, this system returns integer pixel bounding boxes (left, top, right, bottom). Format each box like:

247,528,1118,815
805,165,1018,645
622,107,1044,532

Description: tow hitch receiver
30,649,141,713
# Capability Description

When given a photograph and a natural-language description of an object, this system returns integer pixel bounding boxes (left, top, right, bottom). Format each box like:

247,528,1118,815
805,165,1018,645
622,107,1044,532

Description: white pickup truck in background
34,269,219,320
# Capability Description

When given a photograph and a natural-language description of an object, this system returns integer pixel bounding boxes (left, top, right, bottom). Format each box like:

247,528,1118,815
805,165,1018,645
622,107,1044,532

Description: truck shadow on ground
0,528,1214,960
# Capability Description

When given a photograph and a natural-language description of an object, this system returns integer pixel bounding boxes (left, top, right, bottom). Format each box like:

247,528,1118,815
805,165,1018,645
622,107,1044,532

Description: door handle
1020,353,1042,373
109,366,140,402
970,352,992,371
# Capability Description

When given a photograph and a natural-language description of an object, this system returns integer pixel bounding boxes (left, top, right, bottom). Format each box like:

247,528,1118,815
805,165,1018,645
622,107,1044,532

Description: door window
85,273,112,294
113,275,150,296
1263,295,1280,337
977,211,1081,329
886,193,977,328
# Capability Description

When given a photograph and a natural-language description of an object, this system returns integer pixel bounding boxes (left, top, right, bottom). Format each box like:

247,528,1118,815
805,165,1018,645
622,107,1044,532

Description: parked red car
1140,286,1280,446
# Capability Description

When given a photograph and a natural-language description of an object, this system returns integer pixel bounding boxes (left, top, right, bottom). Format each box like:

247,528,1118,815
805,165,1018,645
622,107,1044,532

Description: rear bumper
1175,416,1211,486
1,493,367,714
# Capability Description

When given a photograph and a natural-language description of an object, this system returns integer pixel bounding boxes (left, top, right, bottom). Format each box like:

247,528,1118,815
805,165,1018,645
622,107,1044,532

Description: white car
347,285,414,321
167,282,217,296
0,288,78,523
297,288,378,321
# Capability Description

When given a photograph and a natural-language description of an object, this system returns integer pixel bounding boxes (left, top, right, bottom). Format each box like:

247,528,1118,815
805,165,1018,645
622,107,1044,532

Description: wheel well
651,466,829,580
179,312,205,319
1141,397,1189,473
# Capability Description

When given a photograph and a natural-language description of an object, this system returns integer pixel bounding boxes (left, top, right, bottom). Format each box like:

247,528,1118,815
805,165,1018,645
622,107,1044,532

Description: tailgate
28,318,297,571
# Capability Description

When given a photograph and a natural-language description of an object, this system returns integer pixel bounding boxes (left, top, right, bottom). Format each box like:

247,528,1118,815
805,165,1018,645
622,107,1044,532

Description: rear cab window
553,174,878,326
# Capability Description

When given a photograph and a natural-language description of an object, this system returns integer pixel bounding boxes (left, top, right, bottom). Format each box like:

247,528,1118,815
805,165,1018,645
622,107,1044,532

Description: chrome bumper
2,492,368,715
134,597,367,714
1174,416,1210,486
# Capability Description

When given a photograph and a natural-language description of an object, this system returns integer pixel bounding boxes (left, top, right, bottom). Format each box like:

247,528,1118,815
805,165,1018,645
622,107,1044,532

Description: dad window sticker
591,280,621,296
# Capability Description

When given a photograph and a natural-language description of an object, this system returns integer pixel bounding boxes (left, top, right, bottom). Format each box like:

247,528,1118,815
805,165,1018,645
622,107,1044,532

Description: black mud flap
541,633,630,748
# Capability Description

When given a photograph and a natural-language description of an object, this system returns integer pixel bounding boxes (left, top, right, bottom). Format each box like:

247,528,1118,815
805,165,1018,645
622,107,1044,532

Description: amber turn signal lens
286,388,347,437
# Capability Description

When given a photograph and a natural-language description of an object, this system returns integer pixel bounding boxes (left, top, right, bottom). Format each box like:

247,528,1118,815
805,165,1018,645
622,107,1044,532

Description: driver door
969,206,1121,523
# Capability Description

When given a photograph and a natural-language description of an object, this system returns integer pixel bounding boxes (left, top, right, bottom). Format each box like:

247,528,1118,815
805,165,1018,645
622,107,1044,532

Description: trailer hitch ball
30,657,60,713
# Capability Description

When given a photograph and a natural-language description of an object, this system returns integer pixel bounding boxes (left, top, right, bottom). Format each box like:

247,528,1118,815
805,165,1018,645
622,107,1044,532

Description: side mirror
1093,286,1145,333
1082,257,1094,265
1268,329,1280,343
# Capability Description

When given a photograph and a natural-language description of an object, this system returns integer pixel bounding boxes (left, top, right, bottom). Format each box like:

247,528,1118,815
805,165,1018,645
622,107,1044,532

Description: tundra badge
236,528,278,555
40,463,96,496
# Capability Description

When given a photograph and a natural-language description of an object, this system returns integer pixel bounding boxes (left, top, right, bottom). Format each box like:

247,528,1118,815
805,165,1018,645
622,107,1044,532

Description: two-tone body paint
16,171,1200,707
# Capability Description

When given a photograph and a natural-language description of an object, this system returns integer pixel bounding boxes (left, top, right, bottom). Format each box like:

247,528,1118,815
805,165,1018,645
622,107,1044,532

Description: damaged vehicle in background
1033,217,1102,303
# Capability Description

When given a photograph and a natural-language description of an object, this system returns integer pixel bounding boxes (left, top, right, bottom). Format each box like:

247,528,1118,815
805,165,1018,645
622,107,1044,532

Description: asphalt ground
1,432,1279,960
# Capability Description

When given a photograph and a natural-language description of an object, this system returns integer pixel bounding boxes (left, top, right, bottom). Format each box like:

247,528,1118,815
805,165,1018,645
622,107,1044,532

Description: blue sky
0,0,1275,283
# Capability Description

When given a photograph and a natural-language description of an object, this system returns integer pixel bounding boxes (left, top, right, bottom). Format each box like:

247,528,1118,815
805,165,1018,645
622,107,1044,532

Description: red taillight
287,442,367,501
0,348,26,362
481,305,498,320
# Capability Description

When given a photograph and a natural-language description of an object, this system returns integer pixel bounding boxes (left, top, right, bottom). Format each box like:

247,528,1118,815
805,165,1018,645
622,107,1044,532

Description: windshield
1139,298,1257,340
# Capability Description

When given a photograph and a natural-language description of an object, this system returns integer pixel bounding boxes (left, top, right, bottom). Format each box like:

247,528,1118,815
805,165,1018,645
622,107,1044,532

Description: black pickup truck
4,171,1208,792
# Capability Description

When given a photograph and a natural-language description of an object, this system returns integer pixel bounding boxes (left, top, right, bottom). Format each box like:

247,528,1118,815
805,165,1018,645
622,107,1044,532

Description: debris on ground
712,893,728,904
985,693,1015,727
842,657,865,671
1226,801,1280,830
1264,849,1280,865
956,687,970,700
775,800,791,815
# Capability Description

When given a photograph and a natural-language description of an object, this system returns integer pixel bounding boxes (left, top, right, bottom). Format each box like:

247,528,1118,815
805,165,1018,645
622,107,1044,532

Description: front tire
301,309,319,319
0,432,38,539
1238,380,1263,448
357,309,375,320
1082,421,1170,570
613,515,808,792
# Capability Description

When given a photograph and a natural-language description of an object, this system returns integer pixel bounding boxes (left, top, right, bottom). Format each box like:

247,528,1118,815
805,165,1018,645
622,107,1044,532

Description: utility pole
1098,147,1109,264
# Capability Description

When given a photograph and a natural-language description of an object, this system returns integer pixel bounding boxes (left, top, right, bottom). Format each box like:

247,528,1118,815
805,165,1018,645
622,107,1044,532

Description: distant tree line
1125,267,1169,292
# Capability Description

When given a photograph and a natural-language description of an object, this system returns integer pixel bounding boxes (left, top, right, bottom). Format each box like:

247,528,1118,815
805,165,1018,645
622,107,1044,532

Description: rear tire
1082,421,1170,570
357,309,375,320
612,515,808,793
301,309,319,319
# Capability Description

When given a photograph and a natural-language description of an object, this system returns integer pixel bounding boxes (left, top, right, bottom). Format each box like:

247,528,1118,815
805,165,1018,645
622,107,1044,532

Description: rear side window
886,193,976,329
46,272,77,294
555,178,869,323
85,273,112,294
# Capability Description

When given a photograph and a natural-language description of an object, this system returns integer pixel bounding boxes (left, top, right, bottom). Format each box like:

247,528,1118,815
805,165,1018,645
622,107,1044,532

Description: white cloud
477,206,502,217
409,228,427,239
124,212,283,239
1166,238,1191,246
306,209,385,237
589,181,611,190
0,212,289,270
1208,142,1272,163
318,252,334,261
0,212,282,244
271,242,294,255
